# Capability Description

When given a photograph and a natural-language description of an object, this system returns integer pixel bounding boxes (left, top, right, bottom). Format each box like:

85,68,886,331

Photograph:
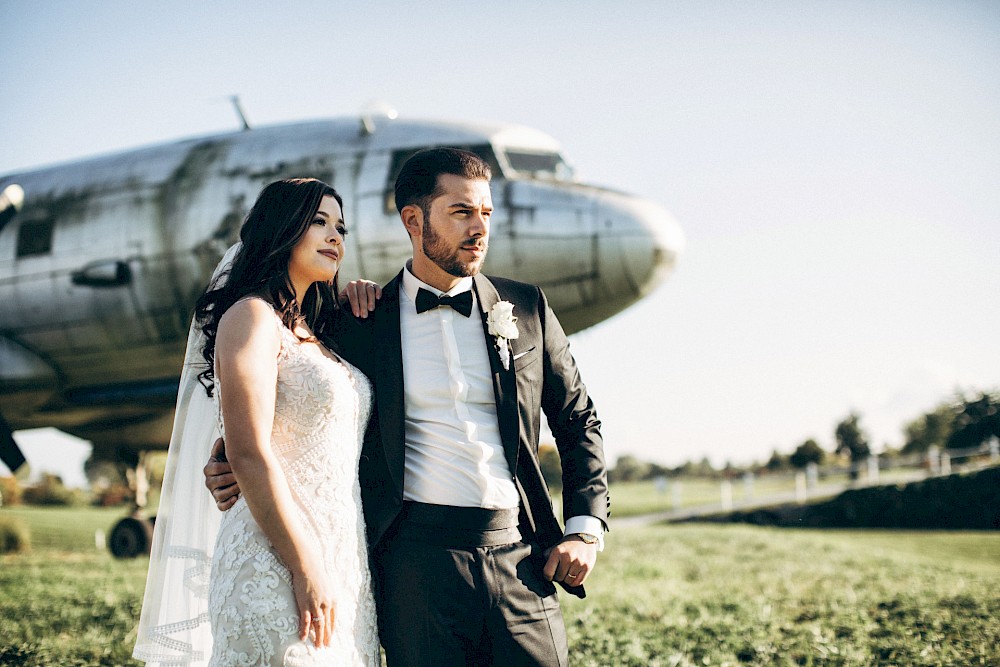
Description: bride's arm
215,299,335,646
203,277,383,506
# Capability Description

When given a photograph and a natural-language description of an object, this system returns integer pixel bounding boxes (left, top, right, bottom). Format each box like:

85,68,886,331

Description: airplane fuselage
0,116,682,459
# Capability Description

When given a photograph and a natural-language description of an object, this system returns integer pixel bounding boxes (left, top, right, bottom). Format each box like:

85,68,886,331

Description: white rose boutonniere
487,301,519,370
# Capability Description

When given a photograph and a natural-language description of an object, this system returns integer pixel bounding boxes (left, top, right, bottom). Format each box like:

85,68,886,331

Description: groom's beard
422,219,488,278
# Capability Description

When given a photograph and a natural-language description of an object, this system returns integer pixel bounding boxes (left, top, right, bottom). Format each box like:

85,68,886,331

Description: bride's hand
292,557,336,647
339,280,382,319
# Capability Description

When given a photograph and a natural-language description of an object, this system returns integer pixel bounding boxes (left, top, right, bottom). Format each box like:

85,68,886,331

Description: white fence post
928,446,940,475
795,472,807,504
806,462,818,489
989,437,999,462
940,452,951,475
721,480,733,511
867,456,879,484
654,475,668,495
742,472,755,500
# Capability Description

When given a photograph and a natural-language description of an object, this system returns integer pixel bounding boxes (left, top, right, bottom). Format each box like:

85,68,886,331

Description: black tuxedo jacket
336,271,609,592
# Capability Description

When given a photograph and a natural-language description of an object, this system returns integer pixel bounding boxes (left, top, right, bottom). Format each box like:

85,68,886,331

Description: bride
134,178,378,666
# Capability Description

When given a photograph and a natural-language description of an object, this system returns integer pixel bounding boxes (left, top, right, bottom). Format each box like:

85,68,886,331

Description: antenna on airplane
230,95,252,131
360,101,398,136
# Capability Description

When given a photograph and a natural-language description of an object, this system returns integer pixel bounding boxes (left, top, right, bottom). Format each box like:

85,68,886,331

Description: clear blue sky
2,0,999,486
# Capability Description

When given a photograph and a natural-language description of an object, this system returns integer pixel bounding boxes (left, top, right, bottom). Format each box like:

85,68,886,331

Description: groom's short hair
394,147,492,215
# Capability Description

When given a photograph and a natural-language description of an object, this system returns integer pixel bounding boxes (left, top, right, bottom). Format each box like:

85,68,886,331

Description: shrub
713,465,1000,529
22,473,83,506
0,476,22,506
0,516,30,554
93,483,133,507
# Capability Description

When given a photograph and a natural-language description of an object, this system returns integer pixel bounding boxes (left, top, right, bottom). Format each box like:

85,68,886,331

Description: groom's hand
543,535,598,587
340,280,382,319
204,437,241,511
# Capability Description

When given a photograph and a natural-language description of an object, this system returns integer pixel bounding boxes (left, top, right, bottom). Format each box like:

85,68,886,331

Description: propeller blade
0,414,27,473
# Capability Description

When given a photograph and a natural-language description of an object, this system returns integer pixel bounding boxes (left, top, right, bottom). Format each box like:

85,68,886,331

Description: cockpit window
16,218,55,258
384,144,502,213
504,150,574,181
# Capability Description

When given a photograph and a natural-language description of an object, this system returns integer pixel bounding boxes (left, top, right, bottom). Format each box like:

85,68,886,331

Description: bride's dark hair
194,178,344,395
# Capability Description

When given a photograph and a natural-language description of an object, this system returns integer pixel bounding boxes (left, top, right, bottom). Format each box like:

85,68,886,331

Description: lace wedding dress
208,303,379,666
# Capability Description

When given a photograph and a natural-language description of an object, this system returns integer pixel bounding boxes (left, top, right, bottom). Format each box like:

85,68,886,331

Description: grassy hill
697,466,1000,530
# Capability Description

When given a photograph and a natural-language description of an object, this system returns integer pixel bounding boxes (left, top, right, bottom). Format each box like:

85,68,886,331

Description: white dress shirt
400,268,520,509
399,266,604,547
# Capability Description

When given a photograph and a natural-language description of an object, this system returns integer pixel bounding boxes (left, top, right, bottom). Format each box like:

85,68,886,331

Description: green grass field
2,506,998,666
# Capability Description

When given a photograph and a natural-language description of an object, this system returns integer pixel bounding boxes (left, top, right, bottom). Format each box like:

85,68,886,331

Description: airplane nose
498,179,683,333
595,192,685,299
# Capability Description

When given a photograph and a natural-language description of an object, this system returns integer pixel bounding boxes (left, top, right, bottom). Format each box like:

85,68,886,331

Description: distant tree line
602,388,1000,483
902,390,1000,454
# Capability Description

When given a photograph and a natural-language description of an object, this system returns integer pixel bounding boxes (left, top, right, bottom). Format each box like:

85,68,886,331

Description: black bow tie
415,287,474,317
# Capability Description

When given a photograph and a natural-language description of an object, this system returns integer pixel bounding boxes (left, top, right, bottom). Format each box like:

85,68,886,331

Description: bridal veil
133,243,240,666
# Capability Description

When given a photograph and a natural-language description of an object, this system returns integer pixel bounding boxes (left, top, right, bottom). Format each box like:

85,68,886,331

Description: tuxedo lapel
374,271,406,497
473,274,520,475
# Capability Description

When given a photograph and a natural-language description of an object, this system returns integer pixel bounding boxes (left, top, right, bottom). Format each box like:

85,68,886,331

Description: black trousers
374,503,569,667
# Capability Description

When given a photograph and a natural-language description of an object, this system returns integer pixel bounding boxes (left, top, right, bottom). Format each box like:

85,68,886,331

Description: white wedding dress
208,301,379,666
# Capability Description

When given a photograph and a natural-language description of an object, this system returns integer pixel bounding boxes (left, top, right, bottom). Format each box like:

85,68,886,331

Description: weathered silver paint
0,116,683,457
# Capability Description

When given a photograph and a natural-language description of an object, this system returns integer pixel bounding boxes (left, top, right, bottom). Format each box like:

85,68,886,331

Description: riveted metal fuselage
0,117,682,456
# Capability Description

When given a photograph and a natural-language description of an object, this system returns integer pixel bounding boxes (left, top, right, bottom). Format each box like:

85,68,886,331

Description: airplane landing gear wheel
109,515,153,559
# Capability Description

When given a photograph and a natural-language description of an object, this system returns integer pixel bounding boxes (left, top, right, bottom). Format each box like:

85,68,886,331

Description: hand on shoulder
340,280,382,319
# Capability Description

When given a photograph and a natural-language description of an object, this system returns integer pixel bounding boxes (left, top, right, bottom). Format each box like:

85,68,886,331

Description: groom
208,148,609,665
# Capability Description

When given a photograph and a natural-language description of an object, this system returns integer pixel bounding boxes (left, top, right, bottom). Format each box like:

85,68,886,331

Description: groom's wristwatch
571,532,599,545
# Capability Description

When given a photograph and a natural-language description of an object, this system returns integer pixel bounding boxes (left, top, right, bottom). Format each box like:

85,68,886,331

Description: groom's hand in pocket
543,535,598,587
204,437,241,510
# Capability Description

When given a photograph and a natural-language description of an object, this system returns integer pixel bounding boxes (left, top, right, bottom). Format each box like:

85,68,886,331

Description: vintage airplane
0,110,683,556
